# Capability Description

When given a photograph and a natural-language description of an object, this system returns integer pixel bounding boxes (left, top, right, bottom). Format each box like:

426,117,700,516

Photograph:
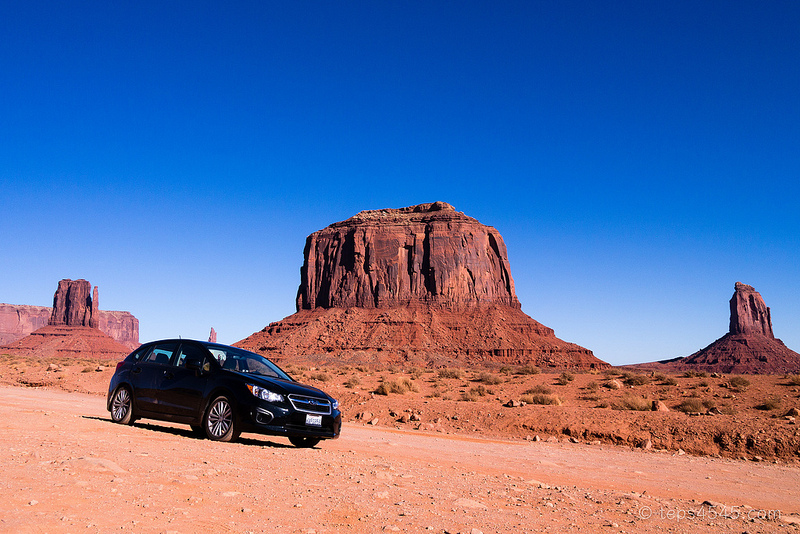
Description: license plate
305,414,322,427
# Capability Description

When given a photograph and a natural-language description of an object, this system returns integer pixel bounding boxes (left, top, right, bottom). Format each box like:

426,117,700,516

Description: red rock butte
1,279,137,360
237,202,608,369
646,282,800,374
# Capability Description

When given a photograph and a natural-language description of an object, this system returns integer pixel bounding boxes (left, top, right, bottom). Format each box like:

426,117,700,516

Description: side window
144,342,178,365
128,345,151,362
176,343,207,368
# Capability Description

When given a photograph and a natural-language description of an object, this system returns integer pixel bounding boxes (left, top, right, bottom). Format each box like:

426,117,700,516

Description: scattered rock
652,400,669,412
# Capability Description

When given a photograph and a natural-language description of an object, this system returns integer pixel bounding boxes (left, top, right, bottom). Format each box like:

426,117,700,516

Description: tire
289,436,320,448
204,395,239,442
110,386,135,425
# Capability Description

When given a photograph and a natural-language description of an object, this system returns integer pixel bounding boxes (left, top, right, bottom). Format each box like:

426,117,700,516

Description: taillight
115,361,124,372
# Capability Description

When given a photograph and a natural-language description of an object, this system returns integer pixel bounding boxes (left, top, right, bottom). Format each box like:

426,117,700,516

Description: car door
155,341,210,420
129,342,179,413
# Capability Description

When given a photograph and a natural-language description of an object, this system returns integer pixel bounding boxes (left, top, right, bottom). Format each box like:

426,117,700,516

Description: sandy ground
1,384,799,534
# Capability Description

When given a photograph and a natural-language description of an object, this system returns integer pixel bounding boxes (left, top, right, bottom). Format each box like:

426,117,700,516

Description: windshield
205,344,292,381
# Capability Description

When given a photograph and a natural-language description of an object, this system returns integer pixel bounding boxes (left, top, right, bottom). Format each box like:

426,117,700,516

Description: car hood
226,371,332,399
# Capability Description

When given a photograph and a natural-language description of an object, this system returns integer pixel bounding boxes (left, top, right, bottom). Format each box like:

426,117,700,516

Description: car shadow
82,416,295,448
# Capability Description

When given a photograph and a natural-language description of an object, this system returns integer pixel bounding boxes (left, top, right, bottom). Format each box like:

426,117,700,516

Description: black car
107,339,341,447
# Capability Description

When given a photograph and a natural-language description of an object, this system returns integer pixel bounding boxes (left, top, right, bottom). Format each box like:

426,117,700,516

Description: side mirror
185,356,203,371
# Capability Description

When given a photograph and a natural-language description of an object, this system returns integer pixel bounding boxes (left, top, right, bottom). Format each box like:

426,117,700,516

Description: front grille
288,394,332,415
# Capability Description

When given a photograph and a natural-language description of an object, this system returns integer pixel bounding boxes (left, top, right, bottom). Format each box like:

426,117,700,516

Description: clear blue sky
2,1,798,365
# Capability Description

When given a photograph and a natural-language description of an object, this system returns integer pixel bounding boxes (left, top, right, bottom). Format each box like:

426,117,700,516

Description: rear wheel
289,436,320,448
110,386,135,425
204,396,239,442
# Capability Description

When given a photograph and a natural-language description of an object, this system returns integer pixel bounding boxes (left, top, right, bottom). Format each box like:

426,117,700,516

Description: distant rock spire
729,282,774,337
208,327,217,343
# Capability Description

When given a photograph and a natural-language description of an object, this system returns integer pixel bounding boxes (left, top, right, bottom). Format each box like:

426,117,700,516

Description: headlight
332,399,339,410
247,384,284,403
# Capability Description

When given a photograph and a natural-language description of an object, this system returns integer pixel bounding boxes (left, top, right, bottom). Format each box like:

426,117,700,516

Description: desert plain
1,354,799,533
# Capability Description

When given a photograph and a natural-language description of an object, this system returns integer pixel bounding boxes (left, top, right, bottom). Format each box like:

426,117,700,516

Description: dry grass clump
343,376,360,389
555,371,575,385
786,375,800,386
524,384,553,395
461,385,490,401
614,395,652,411
307,371,331,382
521,393,563,406
622,373,650,386
515,364,541,375
683,370,708,378
477,372,503,385
756,396,782,411
438,368,464,379
727,376,751,392
374,377,419,395
675,398,716,413
584,380,599,391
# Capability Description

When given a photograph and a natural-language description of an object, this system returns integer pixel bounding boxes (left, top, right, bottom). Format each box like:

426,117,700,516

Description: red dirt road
1,385,798,533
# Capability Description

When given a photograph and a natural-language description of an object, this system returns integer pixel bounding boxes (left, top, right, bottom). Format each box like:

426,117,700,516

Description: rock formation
648,282,800,374
0,305,51,345
1,279,139,351
49,279,97,328
208,327,217,343
297,201,519,310
729,282,773,337
238,202,607,369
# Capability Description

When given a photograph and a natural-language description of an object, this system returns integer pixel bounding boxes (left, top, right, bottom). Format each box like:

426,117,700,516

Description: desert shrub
374,377,418,395
697,380,709,387
614,395,652,411
661,377,678,386
521,393,563,406
585,380,599,391
427,390,442,398
623,374,650,386
461,385,489,401
756,397,782,411
81,366,94,373
308,372,331,382
728,376,751,391
786,375,800,386
653,372,667,382
524,384,553,395
675,398,716,413
499,366,513,375
515,364,541,375
555,371,575,385
408,367,425,379
438,368,464,379
683,370,708,378
477,372,503,385
344,376,360,389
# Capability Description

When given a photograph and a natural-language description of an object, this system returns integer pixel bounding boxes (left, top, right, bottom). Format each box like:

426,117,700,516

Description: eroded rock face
49,279,96,328
240,202,607,369
0,305,51,345
297,202,519,310
729,282,774,337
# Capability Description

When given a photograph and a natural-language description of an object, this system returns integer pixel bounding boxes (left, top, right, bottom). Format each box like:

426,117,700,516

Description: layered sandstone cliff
297,201,519,310
239,202,607,369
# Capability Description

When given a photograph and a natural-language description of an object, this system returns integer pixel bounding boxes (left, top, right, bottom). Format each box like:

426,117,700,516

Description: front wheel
289,436,320,448
110,386,135,425
204,396,239,442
